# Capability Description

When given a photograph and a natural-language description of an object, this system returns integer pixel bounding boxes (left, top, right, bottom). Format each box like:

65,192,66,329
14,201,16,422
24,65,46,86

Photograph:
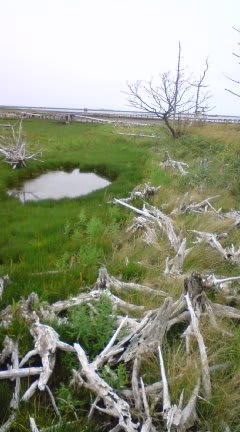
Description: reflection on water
8,169,111,202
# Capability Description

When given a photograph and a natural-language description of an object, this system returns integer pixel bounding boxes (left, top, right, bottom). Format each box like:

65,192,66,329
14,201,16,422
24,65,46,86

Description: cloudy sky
1,0,240,115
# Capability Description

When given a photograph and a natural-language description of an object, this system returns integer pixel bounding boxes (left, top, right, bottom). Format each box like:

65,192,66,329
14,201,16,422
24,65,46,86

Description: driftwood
116,132,160,139
191,229,240,264
20,319,74,401
224,209,240,226
160,151,189,176
114,199,182,253
164,238,193,276
184,293,211,398
95,266,167,297
0,338,20,432
73,343,139,432
1,270,240,430
172,193,240,228
126,216,159,245
114,198,191,275
203,273,240,292
29,417,40,432
0,275,9,300
171,193,221,216
158,345,200,431
0,120,42,168
119,183,160,203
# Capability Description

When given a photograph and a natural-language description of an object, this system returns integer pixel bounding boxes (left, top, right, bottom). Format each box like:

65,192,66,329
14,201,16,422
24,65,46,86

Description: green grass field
1,119,240,431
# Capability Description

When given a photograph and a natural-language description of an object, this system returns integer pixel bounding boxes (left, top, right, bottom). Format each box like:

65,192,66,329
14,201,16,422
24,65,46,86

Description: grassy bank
1,119,240,431
0,119,154,305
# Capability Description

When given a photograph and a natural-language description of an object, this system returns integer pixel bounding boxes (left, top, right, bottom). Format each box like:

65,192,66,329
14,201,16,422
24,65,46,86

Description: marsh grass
1,119,240,430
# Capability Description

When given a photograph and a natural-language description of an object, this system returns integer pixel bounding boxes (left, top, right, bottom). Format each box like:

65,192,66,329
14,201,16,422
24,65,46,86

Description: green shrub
100,363,128,391
66,295,116,359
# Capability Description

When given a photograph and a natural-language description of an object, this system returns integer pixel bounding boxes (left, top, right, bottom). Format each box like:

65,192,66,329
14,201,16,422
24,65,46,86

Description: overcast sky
1,0,240,115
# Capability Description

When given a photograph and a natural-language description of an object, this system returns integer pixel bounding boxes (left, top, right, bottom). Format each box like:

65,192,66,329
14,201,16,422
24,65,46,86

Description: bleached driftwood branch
191,229,240,264
224,209,240,226
140,377,157,432
120,183,160,203
160,151,189,176
29,417,40,432
164,238,193,275
114,199,182,252
73,343,139,432
20,319,74,401
126,216,159,245
0,120,42,169
0,275,9,300
0,339,20,432
171,193,221,216
95,266,167,297
171,193,240,228
116,132,160,139
185,293,211,398
1,268,240,431
158,345,200,431
203,273,240,292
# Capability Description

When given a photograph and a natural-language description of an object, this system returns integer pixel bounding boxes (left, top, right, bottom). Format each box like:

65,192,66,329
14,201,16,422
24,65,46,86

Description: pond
8,169,111,202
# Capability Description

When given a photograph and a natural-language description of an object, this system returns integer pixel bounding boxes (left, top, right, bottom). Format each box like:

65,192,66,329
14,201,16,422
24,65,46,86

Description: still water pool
8,169,111,202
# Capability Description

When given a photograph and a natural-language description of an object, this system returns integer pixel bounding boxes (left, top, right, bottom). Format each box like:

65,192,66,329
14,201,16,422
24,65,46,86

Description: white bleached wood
185,293,211,398
164,238,192,275
160,151,189,176
0,119,42,168
0,275,9,300
114,198,182,252
20,321,74,400
29,417,40,432
126,216,159,245
204,274,240,291
158,346,171,415
93,316,128,369
120,183,161,203
179,379,200,430
132,355,141,410
0,367,43,380
74,343,138,432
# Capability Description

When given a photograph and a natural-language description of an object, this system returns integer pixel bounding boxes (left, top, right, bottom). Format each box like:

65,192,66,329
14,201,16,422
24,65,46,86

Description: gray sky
1,0,240,115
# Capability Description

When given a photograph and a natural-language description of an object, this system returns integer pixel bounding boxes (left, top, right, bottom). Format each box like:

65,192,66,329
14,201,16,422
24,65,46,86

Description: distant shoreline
0,106,240,123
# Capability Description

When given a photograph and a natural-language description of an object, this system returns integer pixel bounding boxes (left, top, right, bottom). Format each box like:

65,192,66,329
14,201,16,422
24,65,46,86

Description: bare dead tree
125,43,212,138
191,58,213,118
225,27,240,98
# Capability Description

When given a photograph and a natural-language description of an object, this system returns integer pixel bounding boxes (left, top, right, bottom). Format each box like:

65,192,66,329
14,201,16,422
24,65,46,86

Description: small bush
100,363,128,391
66,295,116,359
